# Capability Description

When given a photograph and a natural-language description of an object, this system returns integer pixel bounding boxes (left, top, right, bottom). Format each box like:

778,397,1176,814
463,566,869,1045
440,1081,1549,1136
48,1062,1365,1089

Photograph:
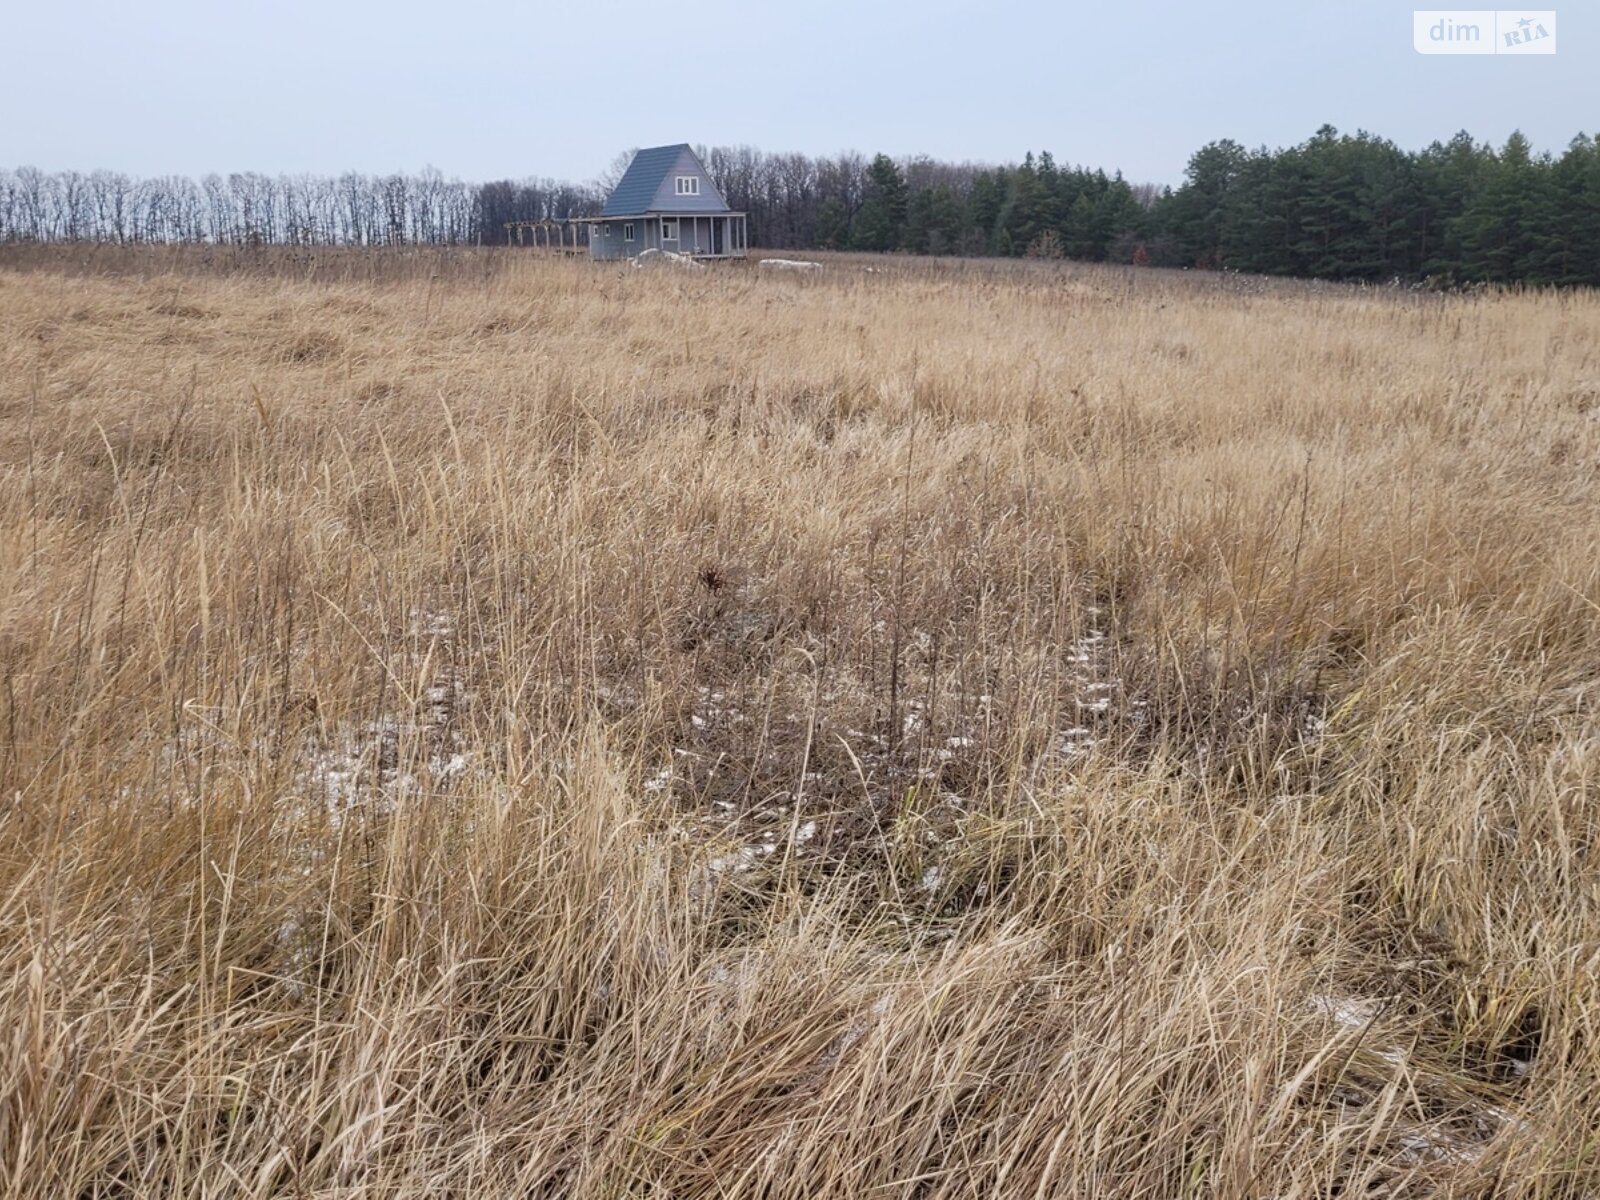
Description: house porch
590,212,748,260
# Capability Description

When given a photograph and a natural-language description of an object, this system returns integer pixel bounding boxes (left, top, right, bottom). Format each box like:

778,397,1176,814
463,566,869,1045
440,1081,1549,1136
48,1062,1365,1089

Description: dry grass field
2,244,1599,1197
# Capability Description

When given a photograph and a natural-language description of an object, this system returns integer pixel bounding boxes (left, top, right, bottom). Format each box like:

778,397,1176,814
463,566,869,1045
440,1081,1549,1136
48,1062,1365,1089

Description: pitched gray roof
601,144,729,217
601,145,686,216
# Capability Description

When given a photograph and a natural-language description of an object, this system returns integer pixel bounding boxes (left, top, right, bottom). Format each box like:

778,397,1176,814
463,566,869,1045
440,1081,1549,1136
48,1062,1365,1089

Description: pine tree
1096,175,1147,262
902,188,934,254
1169,140,1248,268
1457,132,1547,282
1035,151,1065,236
998,153,1045,254
925,185,966,257
850,199,893,252
816,196,849,251
851,154,908,252
1295,126,1367,278
969,172,1003,254
1416,131,1489,281
1063,194,1099,259
1229,148,1298,274
1545,135,1600,284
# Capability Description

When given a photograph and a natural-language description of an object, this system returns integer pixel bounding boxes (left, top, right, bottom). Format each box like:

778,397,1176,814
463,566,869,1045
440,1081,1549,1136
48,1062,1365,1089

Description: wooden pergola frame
504,218,593,252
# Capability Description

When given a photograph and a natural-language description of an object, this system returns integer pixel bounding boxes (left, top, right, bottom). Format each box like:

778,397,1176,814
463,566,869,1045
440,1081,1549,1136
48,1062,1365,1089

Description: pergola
503,219,593,252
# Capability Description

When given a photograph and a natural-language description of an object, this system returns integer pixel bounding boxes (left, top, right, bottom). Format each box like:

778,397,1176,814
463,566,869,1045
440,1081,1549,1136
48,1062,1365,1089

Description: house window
623,223,634,242
661,218,678,241
675,176,700,196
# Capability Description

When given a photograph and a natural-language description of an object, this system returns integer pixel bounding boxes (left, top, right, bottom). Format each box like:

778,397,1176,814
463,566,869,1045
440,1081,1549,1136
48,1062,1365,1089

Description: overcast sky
3,0,1590,187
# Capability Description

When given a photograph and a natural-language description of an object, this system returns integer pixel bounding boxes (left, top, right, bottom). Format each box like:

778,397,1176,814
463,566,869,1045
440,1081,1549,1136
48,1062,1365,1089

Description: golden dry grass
2,245,1599,1197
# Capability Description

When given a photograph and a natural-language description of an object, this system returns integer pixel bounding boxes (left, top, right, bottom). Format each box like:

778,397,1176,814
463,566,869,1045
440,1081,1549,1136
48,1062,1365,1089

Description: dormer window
675,176,700,196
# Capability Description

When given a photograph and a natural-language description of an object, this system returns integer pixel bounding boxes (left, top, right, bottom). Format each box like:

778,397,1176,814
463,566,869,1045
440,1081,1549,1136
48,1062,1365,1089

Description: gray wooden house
589,144,748,261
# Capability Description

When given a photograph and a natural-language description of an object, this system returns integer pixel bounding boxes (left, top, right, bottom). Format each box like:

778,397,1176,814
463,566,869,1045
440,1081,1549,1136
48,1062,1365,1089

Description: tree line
0,167,601,248
3,126,1597,285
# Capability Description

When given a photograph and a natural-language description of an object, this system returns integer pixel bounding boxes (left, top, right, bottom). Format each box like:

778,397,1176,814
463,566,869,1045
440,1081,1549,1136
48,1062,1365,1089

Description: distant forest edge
5,126,1599,286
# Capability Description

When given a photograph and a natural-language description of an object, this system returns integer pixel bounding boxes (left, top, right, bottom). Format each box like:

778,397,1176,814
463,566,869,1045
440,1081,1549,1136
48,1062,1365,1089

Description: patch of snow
307,747,362,817
430,751,470,780
1394,1125,1501,1167
758,258,823,271
633,248,704,270
708,838,777,874
708,846,758,875
1310,994,1382,1028
1055,727,1098,759
408,608,456,639
276,917,312,998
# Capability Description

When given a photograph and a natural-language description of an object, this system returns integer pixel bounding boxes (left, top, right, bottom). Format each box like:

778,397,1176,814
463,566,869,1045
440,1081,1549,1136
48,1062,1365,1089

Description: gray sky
3,0,1591,186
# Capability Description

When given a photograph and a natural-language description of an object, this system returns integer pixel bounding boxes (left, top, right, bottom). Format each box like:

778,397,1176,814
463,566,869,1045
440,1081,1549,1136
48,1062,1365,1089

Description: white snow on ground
758,258,823,271
275,917,313,999
936,735,974,762
704,817,825,877
707,843,772,875
284,606,480,824
1055,726,1098,759
432,752,470,780
1308,992,1536,1168
1393,1102,1533,1167
632,248,704,270
1309,993,1383,1028
1051,626,1114,758
408,606,456,640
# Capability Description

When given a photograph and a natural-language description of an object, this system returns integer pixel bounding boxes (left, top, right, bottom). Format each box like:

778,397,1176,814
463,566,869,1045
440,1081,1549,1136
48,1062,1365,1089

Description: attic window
675,176,700,196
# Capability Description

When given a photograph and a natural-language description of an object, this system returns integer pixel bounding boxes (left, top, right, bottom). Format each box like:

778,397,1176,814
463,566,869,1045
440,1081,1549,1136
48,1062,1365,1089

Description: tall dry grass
2,245,1599,1197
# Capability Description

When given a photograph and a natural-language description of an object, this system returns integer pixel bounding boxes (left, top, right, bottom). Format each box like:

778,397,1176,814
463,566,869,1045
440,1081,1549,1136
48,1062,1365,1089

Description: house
589,144,748,261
